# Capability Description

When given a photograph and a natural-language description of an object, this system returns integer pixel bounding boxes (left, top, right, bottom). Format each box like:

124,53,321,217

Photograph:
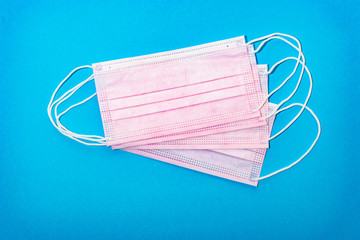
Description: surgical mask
47,33,321,185
93,36,267,146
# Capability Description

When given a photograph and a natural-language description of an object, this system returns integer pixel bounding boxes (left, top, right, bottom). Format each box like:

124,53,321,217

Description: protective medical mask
94,36,268,146
47,33,321,186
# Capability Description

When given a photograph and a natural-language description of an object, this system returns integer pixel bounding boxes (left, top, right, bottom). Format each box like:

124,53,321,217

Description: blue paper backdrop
1,0,359,239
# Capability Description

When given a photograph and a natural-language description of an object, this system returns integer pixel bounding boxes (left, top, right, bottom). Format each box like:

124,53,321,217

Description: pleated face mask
48,33,321,186
93,36,267,146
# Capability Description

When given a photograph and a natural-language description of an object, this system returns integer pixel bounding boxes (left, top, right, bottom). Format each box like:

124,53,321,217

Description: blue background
1,0,359,239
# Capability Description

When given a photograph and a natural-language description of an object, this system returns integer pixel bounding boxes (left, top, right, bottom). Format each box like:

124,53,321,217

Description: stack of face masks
48,33,321,187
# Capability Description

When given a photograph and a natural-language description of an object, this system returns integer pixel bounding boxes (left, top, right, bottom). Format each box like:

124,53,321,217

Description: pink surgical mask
121,63,269,149
93,36,268,146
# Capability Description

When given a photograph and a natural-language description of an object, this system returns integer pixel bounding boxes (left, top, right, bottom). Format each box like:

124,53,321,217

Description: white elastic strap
49,71,106,145
262,52,305,120
48,66,90,125
50,78,106,145
263,58,312,141
247,34,306,114
50,81,104,144
253,36,305,115
52,75,95,135
47,65,106,146
251,103,321,181
53,76,104,141
48,67,93,137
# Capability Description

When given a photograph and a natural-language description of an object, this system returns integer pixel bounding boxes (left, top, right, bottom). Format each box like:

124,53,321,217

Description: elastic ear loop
50,80,106,145
50,75,95,136
53,80,106,145
52,76,103,140
47,66,106,146
255,36,305,116
47,66,93,136
247,35,306,117
262,57,312,141
251,103,321,181
47,69,100,139
51,82,106,145
49,73,106,145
